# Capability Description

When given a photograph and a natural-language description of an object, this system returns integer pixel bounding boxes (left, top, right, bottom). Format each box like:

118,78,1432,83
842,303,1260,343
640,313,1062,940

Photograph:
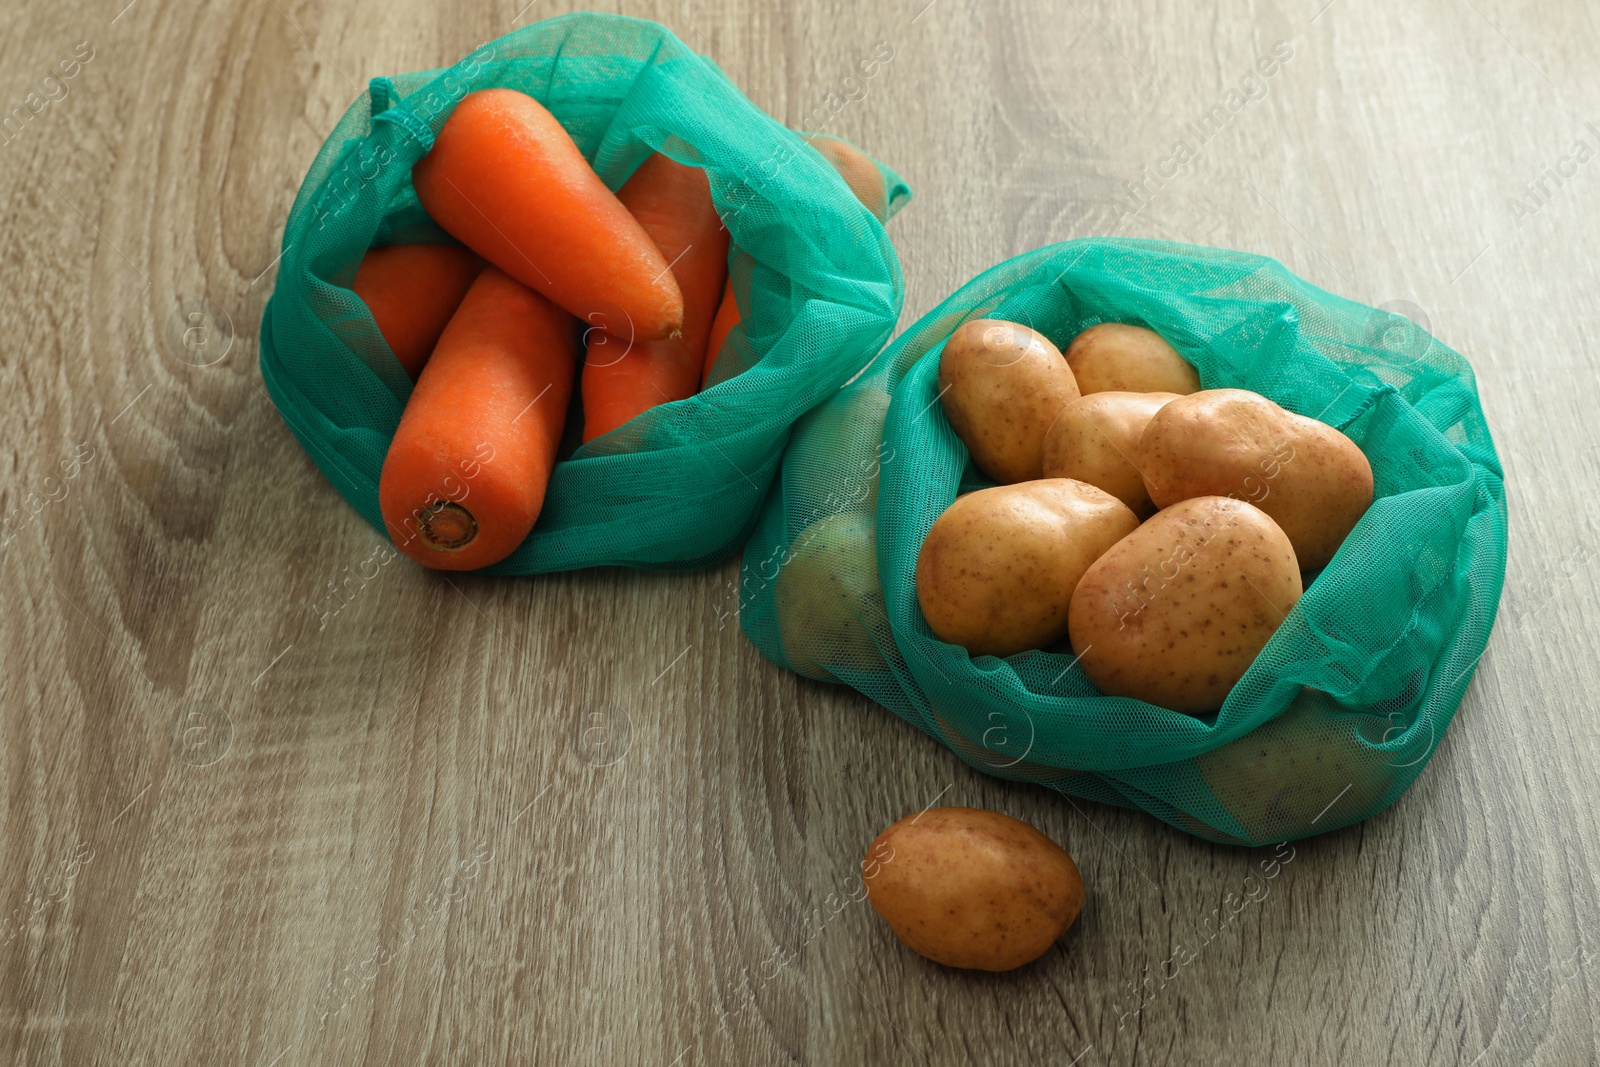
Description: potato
774,512,886,681
1042,391,1180,518
848,387,894,511
1067,496,1302,714
916,480,1139,657
1065,323,1200,395
1197,690,1396,842
1138,388,1374,571
937,318,1081,483
787,386,892,512
863,807,1083,971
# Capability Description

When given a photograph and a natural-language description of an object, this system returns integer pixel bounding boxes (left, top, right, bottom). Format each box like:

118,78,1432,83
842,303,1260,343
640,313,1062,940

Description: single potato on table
864,807,1084,972
1138,388,1374,571
1068,495,1302,714
937,318,1081,483
1065,323,1200,395
1042,391,1180,518
916,479,1138,658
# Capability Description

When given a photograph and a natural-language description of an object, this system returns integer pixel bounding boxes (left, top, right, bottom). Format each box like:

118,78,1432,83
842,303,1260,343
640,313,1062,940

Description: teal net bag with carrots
741,239,1507,846
260,13,907,573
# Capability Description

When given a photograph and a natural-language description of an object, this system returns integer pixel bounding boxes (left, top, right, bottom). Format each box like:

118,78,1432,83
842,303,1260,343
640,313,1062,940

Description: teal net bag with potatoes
741,238,1506,846
260,13,908,573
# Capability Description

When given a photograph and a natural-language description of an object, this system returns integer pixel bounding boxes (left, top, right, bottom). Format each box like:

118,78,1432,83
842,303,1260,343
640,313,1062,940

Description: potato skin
1042,391,1179,518
1198,689,1394,842
863,807,1083,971
1065,323,1200,395
1067,496,1302,714
916,480,1139,658
787,386,892,512
1138,389,1374,571
938,319,1080,484
774,512,885,681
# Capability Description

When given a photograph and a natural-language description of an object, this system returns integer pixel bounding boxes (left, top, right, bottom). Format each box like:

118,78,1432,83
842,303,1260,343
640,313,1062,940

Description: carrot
412,88,685,341
700,276,739,388
351,244,482,380
378,266,577,571
805,134,889,221
698,138,886,387
580,153,729,442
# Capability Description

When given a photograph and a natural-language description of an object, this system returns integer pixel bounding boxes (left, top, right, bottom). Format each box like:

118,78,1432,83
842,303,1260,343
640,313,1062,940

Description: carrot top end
419,501,479,551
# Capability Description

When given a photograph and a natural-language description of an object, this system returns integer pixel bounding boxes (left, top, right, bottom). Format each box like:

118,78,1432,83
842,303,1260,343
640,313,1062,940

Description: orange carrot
412,88,685,341
805,134,889,221
378,266,577,571
351,244,482,380
580,153,729,442
700,276,739,388
698,139,886,388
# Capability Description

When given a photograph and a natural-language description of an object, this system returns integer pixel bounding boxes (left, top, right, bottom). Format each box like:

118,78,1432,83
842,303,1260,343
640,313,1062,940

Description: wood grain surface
2,0,1597,1064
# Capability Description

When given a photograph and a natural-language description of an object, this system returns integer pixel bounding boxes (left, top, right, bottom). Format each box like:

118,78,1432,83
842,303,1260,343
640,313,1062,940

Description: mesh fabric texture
741,239,1506,846
260,13,909,573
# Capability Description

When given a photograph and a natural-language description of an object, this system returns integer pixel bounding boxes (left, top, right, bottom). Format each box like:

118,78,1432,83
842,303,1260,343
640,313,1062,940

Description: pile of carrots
355,88,889,571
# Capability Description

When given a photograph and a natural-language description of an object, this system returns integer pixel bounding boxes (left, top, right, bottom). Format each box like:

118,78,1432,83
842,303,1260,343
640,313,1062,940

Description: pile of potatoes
917,319,1374,715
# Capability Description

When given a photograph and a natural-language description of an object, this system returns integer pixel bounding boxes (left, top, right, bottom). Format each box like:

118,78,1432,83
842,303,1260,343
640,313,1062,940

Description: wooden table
3,0,1596,1063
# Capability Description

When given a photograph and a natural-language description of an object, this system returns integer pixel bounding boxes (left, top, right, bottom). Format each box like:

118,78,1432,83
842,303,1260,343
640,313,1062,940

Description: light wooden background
2,0,1597,1063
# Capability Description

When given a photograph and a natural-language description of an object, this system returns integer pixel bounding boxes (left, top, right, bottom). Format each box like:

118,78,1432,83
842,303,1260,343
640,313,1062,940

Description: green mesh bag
742,239,1506,846
259,13,908,573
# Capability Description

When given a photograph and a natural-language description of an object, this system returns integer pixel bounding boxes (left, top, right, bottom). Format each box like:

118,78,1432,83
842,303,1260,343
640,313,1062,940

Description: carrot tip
419,501,478,551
